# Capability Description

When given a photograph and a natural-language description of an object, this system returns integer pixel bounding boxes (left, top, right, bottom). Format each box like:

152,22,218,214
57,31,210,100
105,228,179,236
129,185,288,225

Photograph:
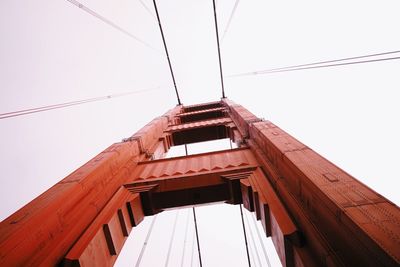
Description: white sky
1,0,400,266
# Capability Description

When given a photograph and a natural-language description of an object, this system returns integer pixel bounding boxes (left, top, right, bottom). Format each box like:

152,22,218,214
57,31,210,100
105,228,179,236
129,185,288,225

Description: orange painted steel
222,99,400,266
63,188,144,266
0,99,399,267
130,147,256,180
0,105,181,266
166,117,232,132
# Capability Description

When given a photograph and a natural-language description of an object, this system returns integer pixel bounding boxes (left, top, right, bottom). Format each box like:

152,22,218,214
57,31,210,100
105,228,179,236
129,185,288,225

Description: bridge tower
1,99,399,266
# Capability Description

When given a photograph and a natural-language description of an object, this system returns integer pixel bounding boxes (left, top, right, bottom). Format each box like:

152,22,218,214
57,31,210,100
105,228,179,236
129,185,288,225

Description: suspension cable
152,0,182,105
165,211,180,267
212,0,226,99
221,0,240,42
253,50,400,74
65,0,160,52
247,233,257,267
228,50,400,78
190,227,196,267
185,142,201,267
0,86,160,120
244,209,262,267
250,211,272,267
135,214,158,267
138,0,157,20
239,204,252,267
180,209,191,267
192,207,203,267
184,144,189,156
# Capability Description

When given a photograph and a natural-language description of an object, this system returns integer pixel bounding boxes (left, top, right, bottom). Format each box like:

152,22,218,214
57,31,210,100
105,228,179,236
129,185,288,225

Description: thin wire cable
212,0,226,98
0,87,160,119
135,215,158,267
1,92,129,117
239,205,252,267
138,0,157,20
221,0,240,42
180,209,191,267
190,229,196,267
250,211,272,267
228,51,400,78
0,86,160,120
244,56,400,76
152,0,182,105
1,99,98,117
65,0,160,53
184,144,189,156
256,50,400,74
247,233,257,267
165,211,180,267
236,50,400,75
192,207,203,267
244,209,262,267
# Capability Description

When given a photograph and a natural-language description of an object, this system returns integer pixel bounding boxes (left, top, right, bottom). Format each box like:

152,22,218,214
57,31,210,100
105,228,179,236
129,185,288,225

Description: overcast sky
1,0,400,266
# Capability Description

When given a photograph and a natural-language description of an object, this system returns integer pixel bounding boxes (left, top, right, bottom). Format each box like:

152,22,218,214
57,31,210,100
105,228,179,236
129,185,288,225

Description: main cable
0,86,160,120
228,50,400,78
239,204,252,267
212,0,226,99
135,215,158,267
152,0,182,105
221,0,240,42
65,0,160,53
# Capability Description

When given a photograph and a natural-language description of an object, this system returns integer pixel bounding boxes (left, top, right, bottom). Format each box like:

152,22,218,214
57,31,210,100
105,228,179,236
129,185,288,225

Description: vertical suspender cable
152,0,182,105
180,209,191,267
185,144,189,157
212,0,226,99
250,212,272,267
244,209,262,267
247,233,257,267
192,208,203,267
165,211,180,267
135,215,158,267
221,0,240,42
185,144,202,267
190,229,196,267
239,204,252,267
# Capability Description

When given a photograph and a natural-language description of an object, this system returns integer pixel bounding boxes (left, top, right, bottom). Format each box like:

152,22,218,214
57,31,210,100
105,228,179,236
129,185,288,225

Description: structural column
0,105,181,266
223,98,400,267
1,99,399,267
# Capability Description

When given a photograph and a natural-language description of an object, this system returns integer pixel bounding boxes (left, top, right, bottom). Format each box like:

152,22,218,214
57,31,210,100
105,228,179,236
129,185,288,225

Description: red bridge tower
1,100,399,266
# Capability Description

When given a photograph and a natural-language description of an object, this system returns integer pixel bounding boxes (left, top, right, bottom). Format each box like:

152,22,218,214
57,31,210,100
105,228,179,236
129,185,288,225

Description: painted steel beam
223,99,400,267
0,106,181,266
123,147,301,266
